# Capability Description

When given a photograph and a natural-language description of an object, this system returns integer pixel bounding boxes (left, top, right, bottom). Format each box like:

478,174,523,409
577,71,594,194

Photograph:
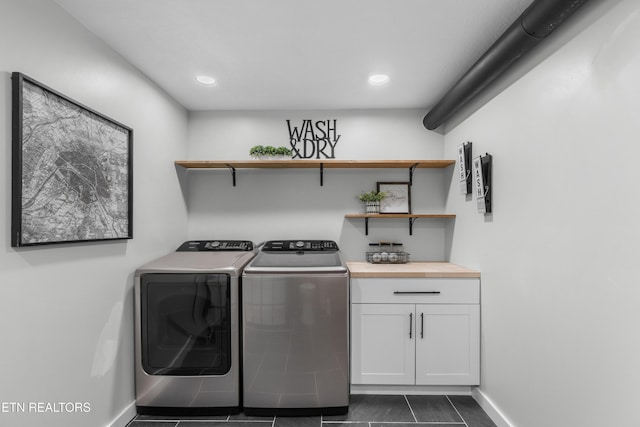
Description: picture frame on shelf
377,181,411,214
11,72,133,247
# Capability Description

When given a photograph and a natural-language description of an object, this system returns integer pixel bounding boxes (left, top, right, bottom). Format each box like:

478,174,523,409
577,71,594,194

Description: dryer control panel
177,240,254,252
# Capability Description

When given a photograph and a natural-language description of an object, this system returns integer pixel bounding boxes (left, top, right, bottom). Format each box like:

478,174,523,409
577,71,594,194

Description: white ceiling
53,0,533,112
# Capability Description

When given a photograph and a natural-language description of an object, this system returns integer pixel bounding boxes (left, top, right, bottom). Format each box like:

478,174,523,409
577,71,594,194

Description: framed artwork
11,72,133,247
377,181,411,214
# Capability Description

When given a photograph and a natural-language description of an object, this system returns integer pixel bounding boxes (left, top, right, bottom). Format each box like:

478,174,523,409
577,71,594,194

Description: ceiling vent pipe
423,0,591,130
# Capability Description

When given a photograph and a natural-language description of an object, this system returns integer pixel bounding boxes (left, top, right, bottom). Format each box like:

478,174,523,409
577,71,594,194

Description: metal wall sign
286,119,341,159
458,141,472,195
473,153,492,214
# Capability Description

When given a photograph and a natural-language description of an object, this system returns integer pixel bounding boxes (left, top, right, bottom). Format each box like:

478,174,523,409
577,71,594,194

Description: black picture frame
377,181,411,214
11,72,133,247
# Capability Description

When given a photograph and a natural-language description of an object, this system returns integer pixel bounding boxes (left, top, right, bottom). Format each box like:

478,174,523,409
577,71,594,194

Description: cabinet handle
409,312,413,339
394,291,441,295
420,312,424,339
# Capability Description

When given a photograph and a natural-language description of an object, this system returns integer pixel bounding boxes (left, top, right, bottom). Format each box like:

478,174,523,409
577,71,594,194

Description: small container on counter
366,242,410,264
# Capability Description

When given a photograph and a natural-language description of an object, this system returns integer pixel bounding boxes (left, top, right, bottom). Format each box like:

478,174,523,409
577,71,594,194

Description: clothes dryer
134,240,255,415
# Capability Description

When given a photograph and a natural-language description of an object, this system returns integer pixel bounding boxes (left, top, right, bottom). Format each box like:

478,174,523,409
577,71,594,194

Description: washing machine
241,240,350,416
134,240,255,415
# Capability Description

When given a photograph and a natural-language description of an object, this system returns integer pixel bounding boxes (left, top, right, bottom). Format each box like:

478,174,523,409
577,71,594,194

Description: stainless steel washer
134,240,255,415
241,240,349,416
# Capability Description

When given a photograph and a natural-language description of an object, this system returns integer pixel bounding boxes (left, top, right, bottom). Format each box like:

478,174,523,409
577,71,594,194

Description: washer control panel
177,240,254,252
262,240,339,252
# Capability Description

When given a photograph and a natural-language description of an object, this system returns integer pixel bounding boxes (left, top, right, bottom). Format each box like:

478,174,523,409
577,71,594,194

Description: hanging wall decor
286,119,340,159
458,141,472,195
472,153,492,214
11,72,133,247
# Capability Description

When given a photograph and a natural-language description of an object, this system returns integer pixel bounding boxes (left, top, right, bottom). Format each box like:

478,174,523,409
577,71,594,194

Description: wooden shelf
175,159,454,186
345,213,456,235
175,159,455,169
345,214,456,219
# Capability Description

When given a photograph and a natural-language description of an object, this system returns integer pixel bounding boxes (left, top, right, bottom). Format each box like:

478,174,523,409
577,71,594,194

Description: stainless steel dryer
241,240,349,416
134,240,255,415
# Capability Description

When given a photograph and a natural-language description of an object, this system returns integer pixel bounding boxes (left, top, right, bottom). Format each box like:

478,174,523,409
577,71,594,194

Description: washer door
141,273,231,375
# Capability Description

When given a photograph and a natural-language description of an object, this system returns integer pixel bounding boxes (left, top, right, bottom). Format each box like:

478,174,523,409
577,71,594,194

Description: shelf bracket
320,163,324,186
226,164,237,186
365,217,369,235
409,217,417,235
409,163,419,186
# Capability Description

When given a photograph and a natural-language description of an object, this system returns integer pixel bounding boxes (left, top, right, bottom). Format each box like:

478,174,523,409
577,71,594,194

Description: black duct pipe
423,0,591,130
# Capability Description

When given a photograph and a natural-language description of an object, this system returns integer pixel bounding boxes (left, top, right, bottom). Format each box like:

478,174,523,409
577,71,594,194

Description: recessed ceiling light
368,74,390,86
196,75,217,85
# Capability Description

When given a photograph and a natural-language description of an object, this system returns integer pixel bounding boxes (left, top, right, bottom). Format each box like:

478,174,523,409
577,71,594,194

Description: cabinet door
415,304,479,385
351,304,415,385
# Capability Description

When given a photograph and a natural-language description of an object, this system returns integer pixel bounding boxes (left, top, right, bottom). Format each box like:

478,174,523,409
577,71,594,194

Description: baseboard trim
107,401,136,427
351,384,473,395
471,388,514,427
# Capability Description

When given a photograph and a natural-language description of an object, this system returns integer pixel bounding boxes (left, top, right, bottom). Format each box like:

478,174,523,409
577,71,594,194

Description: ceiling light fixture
368,74,390,86
196,75,217,85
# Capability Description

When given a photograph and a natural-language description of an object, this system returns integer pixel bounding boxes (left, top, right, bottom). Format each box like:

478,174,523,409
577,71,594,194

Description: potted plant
358,190,386,214
249,145,292,160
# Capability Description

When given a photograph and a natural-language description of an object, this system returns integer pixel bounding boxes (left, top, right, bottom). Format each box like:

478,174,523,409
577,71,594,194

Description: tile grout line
446,395,469,427
404,394,418,423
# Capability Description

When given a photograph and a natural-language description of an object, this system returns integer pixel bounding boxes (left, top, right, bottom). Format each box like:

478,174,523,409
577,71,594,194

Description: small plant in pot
358,190,386,214
249,145,292,160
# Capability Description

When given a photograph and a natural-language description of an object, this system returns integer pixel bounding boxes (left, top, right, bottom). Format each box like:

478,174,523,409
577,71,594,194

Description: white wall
443,1,640,426
0,1,189,426
186,109,447,261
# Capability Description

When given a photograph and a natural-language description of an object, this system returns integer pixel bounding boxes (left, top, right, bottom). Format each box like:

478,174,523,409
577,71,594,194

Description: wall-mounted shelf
345,213,456,235
175,159,455,186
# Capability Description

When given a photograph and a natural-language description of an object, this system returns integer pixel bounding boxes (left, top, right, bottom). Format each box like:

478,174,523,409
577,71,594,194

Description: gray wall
0,1,189,426
443,1,640,426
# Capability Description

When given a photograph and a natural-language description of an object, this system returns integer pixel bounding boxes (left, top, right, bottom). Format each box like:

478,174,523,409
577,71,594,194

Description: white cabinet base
350,277,480,388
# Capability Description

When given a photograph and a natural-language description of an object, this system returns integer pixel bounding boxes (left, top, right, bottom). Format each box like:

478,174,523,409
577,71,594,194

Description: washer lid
244,240,346,273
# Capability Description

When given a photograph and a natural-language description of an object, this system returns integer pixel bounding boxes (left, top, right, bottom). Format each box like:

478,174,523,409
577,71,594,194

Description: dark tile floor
127,394,496,427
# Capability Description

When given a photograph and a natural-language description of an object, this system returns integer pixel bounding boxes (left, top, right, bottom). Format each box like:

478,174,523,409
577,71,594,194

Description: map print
19,80,131,245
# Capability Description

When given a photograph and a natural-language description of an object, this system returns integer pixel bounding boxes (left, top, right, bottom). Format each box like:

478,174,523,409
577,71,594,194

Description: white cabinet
351,303,416,385
350,277,480,386
415,304,479,385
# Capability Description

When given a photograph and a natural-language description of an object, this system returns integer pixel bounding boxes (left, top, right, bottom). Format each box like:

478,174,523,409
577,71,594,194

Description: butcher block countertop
346,261,480,278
